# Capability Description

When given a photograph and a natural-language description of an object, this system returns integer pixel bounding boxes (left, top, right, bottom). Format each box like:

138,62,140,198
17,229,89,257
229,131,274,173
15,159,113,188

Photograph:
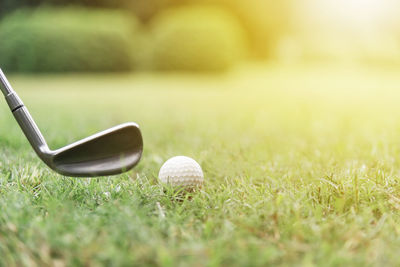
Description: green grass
1,64,400,266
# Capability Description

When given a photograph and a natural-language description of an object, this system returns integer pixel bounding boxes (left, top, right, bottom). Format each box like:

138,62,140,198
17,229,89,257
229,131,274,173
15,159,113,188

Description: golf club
0,68,143,177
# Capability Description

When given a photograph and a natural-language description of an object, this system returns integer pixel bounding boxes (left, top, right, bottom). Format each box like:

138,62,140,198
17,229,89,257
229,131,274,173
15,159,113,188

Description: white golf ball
159,156,204,188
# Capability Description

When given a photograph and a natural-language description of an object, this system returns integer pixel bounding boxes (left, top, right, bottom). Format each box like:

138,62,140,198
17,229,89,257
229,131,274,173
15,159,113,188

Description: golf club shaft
0,68,50,158
0,68,24,111
0,68,13,95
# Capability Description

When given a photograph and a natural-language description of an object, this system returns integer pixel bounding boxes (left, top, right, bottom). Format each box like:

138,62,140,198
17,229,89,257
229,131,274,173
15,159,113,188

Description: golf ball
159,156,204,188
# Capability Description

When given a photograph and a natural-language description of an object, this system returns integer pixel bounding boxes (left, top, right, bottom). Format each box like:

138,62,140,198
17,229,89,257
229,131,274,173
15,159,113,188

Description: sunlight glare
304,0,397,30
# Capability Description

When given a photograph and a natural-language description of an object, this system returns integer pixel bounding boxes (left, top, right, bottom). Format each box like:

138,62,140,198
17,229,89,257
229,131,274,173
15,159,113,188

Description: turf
1,64,400,266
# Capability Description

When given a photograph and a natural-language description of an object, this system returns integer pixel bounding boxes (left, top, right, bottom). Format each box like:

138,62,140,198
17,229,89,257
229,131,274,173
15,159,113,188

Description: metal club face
51,123,143,177
0,68,143,177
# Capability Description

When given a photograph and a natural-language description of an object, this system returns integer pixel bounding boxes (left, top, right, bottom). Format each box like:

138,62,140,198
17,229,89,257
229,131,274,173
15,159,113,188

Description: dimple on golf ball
159,156,204,188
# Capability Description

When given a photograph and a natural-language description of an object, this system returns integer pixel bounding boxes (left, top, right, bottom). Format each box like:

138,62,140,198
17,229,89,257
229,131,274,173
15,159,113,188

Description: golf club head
51,123,143,177
1,68,143,177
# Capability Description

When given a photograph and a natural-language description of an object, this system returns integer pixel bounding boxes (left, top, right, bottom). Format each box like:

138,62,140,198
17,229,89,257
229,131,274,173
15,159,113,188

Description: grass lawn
1,64,400,266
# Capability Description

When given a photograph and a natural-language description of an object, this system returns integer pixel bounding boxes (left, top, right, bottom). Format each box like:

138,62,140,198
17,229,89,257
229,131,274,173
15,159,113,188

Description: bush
0,0,189,21
0,7,141,73
148,6,248,72
213,0,294,59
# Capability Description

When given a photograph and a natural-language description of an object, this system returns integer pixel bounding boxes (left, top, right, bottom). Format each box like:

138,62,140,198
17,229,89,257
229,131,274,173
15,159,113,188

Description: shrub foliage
149,6,248,72
0,7,140,72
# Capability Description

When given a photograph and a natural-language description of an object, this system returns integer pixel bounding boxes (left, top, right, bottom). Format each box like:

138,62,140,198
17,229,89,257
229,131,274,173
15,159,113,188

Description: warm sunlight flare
287,0,400,64
331,0,389,24
303,0,398,29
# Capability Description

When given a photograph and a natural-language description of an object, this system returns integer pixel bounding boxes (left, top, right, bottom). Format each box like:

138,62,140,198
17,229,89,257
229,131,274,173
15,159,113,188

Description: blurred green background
2,1,400,265
1,0,398,73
